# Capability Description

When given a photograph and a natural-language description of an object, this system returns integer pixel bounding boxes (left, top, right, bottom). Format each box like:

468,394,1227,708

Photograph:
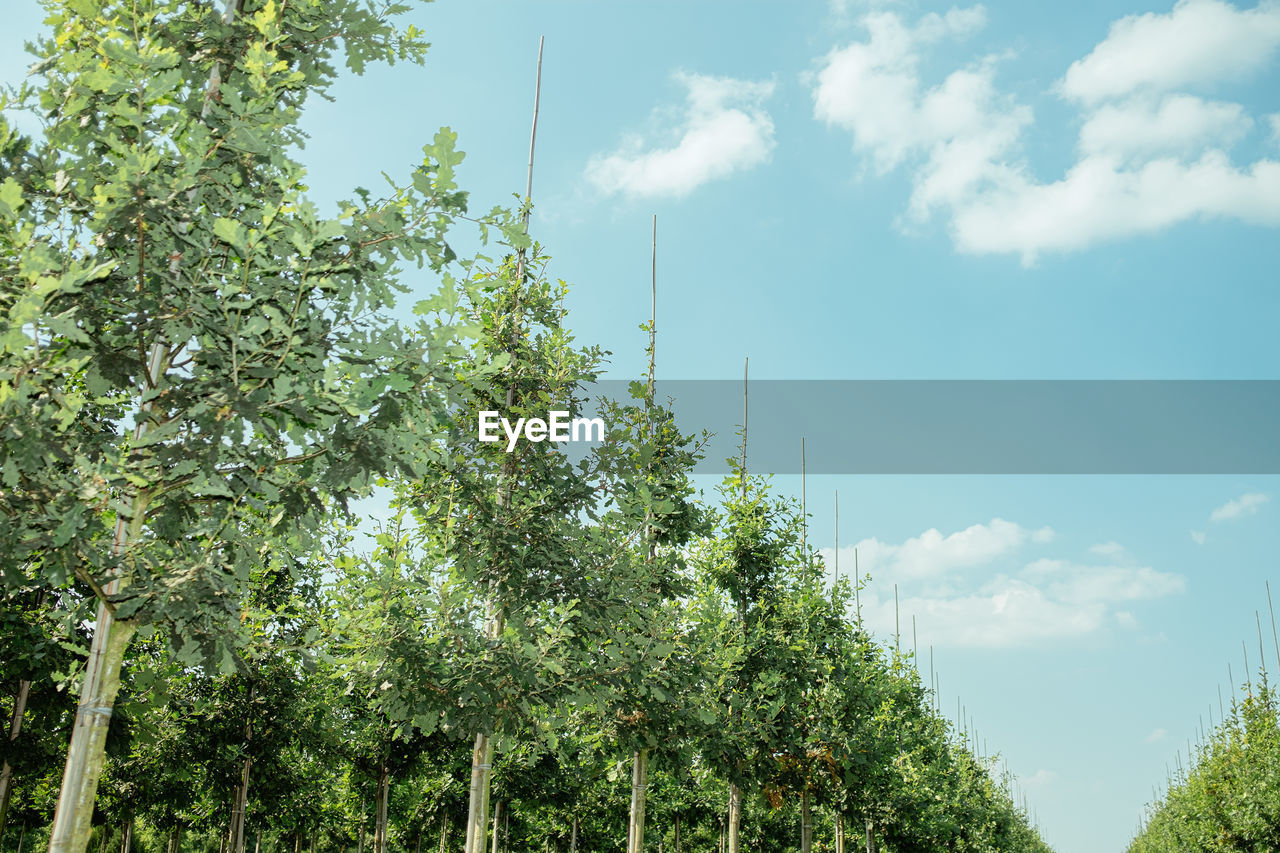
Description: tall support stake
833,491,840,590
1268,581,1280,673
801,438,807,582
465,36,545,853
1257,611,1269,684
627,214,658,853
740,358,748,497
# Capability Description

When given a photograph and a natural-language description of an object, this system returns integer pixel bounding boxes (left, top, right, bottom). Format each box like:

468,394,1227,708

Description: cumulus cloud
837,518,1052,579
1210,491,1269,521
1078,95,1253,161
810,1,1280,262
586,73,775,199
822,520,1183,648
1144,728,1168,743
1191,530,1207,545
1023,559,1186,604
1060,0,1280,104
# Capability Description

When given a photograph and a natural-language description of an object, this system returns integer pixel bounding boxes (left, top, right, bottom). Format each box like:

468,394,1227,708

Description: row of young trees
1127,670,1280,850
0,1,1055,852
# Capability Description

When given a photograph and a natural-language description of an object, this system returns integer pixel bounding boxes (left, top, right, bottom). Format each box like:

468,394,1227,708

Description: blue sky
6,1,1280,850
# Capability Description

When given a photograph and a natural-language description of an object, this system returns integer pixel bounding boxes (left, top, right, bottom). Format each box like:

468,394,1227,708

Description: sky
5,1,1280,850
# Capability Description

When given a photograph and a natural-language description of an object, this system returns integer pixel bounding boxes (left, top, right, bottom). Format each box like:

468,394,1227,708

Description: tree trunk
293,833,301,853
229,754,252,853
374,760,390,853
355,799,366,853
569,817,577,853
488,800,502,853
835,813,844,853
726,784,741,853
18,821,27,853
864,818,876,853
47,611,138,853
120,819,132,853
800,788,811,853
626,749,648,853
673,814,679,853
253,829,260,853
463,730,495,853
438,816,448,853
0,677,33,839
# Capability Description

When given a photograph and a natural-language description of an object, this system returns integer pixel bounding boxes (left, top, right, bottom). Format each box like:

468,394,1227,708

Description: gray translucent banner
546,380,1280,474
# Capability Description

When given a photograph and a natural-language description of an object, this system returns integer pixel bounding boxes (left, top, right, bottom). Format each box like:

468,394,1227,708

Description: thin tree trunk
488,800,502,853
357,813,365,853
120,819,131,853
374,760,390,853
438,816,448,853
673,814,679,853
864,818,876,853
230,753,251,853
0,670,34,838
293,833,301,853
466,36,543,853
569,817,577,853
253,829,260,853
835,813,844,853
47,610,138,853
800,789,811,853
18,822,27,853
464,730,495,853
626,749,649,853
727,784,741,853
98,826,107,853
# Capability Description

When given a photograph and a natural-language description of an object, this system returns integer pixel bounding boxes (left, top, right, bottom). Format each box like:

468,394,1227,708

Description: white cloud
1144,727,1168,743
811,2,1280,262
827,520,1182,648
1060,0,1280,104
1191,530,1207,545
586,73,775,199
1210,491,1270,521
861,578,1108,647
1023,559,1185,604
836,518,1052,579
951,152,1280,259
1271,114,1280,144
1078,95,1252,161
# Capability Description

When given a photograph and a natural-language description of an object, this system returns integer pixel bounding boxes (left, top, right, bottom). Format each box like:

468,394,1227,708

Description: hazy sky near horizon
5,2,1280,850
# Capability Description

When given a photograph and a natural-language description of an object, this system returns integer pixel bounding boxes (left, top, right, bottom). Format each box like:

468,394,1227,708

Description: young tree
0,1,523,849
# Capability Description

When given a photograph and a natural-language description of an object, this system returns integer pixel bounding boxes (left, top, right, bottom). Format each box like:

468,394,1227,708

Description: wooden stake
1267,581,1279,672
833,491,839,590
801,437,807,582
465,36,545,853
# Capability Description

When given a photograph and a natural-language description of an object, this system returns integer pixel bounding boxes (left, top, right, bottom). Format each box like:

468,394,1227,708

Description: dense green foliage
1128,682,1280,853
0,2,1057,852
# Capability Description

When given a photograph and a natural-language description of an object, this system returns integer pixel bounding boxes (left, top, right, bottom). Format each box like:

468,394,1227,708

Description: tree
0,1,523,849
